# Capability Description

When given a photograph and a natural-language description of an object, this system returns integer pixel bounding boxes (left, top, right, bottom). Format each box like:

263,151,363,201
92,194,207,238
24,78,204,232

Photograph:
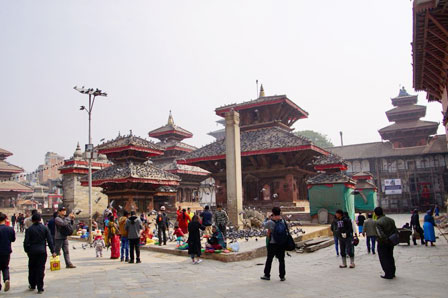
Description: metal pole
88,94,93,244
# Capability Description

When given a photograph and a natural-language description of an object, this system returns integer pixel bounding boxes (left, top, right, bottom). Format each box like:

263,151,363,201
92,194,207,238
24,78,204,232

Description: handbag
50,256,60,271
283,221,296,251
388,231,400,246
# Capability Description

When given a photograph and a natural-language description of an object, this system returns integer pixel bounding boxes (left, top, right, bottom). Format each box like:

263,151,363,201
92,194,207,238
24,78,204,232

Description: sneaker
280,277,286,282
128,259,134,264
195,259,203,264
4,280,10,292
136,259,141,264
66,264,76,269
37,289,44,294
339,265,347,268
260,276,270,281
349,264,355,268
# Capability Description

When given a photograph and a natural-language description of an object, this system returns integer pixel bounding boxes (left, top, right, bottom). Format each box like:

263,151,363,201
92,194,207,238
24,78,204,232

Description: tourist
107,215,120,259
261,207,287,281
330,217,339,256
118,210,130,262
188,215,205,264
423,210,436,247
0,212,15,292
156,206,169,246
335,209,355,269
206,226,226,250
23,213,56,294
173,225,185,245
177,209,190,234
200,205,213,236
10,214,16,230
356,212,366,235
214,204,229,239
93,230,105,258
54,206,76,269
434,204,440,217
362,213,377,254
18,214,25,233
187,207,194,220
47,212,58,244
410,209,425,245
375,207,398,279
126,211,143,264
24,210,38,229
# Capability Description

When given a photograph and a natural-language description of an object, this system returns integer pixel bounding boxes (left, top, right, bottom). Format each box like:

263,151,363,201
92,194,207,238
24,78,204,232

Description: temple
148,112,209,210
180,88,329,211
0,147,32,212
352,172,377,212
379,87,438,148
82,133,181,213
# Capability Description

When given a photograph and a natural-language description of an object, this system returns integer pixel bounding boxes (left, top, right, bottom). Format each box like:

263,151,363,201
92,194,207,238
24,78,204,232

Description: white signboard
384,179,402,195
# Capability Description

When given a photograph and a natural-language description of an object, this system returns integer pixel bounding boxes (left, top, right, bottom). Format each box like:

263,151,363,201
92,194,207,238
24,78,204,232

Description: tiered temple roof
59,143,110,175
148,111,193,141
307,154,355,185
0,147,32,195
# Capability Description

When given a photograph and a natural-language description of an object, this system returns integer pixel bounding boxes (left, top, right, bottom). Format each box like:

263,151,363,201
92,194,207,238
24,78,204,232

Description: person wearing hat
156,206,169,246
24,213,56,294
54,207,76,269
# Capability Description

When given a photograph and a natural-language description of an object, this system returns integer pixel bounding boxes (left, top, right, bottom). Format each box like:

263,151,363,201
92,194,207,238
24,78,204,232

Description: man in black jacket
156,206,169,246
24,213,56,294
335,209,355,269
0,212,15,292
410,209,425,245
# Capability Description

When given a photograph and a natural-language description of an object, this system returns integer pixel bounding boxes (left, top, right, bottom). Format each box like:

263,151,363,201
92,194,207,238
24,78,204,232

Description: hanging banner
384,179,402,195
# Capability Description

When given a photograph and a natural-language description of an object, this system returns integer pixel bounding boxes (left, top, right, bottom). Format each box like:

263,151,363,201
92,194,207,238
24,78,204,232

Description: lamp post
74,86,107,243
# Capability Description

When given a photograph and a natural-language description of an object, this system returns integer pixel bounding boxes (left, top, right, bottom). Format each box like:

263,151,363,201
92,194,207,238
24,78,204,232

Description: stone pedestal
225,110,243,229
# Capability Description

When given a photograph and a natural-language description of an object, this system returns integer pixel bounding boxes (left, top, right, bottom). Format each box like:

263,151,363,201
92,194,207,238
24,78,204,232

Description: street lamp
74,86,107,243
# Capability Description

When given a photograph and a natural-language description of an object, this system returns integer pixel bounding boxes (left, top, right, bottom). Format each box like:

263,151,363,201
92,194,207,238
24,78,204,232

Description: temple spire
259,84,265,97
168,110,174,126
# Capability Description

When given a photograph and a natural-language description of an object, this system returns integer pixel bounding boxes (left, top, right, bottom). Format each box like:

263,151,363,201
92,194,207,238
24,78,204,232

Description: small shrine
352,172,377,212
83,133,181,213
307,154,356,223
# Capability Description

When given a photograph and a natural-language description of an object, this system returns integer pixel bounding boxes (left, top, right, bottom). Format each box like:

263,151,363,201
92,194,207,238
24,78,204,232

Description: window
361,160,370,172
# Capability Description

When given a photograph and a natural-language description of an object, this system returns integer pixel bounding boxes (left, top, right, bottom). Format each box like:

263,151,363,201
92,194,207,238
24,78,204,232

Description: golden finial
168,110,174,125
259,84,265,97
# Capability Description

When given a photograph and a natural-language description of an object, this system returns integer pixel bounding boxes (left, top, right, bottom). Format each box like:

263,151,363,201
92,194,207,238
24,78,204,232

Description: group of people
410,208,438,246
9,213,26,233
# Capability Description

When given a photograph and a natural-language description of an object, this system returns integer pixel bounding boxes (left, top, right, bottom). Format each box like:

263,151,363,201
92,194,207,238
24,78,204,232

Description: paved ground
2,214,447,298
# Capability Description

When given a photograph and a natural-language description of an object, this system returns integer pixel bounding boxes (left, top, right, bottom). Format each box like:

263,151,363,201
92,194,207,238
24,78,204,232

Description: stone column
225,109,243,229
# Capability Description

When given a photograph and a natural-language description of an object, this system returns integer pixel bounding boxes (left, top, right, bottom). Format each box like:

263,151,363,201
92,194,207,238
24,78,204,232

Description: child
173,225,185,245
93,231,105,257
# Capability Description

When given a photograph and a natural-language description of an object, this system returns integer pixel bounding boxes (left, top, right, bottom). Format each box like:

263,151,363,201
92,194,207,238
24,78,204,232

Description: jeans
28,253,47,291
333,235,339,255
0,254,10,283
55,239,72,266
157,226,167,245
378,242,395,278
339,236,354,258
129,238,140,261
366,236,376,253
120,237,129,260
264,243,286,278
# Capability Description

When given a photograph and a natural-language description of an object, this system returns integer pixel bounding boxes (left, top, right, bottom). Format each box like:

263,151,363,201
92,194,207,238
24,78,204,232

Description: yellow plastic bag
50,256,60,271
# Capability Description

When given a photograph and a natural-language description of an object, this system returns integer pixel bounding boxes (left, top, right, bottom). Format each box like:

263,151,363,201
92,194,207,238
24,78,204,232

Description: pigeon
72,246,76,250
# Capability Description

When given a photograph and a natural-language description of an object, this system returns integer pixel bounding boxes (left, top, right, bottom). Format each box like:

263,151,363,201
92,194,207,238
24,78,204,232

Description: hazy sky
1,0,445,172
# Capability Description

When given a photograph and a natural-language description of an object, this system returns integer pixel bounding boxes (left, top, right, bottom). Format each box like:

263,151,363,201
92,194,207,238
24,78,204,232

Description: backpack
272,220,288,245
59,223,74,237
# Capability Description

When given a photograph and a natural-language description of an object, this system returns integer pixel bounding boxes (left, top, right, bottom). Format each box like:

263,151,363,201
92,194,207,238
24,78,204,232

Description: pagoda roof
329,134,448,159
306,173,355,185
355,180,377,190
215,95,309,119
180,126,328,163
378,120,439,134
385,104,426,116
148,112,193,140
0,160,24,174
352,172,374,180
156,140,197,152
0,148,12,160
87,161,181,186
313,154,347,171
154,160,209,176
0,181,33,193
97,134,164,156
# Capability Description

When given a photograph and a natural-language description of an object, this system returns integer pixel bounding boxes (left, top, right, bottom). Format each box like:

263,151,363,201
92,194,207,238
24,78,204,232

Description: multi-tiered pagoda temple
379,87,438,148
0,147,32,211
148,112,209,210
180,88,328,210
83,133,181,213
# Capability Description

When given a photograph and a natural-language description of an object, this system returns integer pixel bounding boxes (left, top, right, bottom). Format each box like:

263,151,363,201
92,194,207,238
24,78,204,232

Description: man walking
362,213,377,254
10,214,16,231
335,209,355,268
156,206,169,246
54,207,76,268
126,211,143,263
410,209,425,245
24,213,56,294
260,207,286,281
118,210,130,262
0,212,15,292
214,205,229,239
200,205,213,236
356,212,366,235
375,207,398,279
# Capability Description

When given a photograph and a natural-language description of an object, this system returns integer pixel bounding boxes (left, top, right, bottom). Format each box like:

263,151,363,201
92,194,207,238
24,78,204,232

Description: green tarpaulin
309,184,355,220
354,189,377,212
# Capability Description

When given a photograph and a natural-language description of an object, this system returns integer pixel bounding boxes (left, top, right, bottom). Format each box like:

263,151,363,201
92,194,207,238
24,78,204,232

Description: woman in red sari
177,209,190,234
107,215,120,259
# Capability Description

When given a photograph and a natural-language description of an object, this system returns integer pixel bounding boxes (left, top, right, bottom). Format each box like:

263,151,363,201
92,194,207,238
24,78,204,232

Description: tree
295,130,334,148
